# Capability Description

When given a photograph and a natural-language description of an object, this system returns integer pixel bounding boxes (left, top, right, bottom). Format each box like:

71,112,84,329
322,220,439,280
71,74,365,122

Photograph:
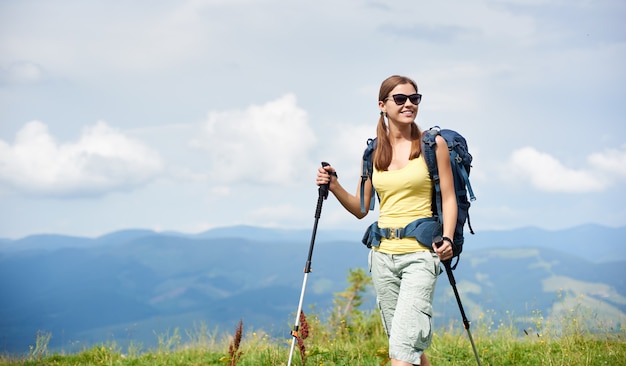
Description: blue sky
0,0,624,239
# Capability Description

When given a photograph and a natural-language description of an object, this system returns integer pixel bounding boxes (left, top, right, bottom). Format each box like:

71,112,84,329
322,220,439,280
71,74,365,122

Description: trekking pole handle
433,235,454,270
320,162,334,200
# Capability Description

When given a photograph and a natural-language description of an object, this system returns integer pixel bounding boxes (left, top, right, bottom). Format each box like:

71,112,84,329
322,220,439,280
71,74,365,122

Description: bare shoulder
433,134,450,162
434,134,447,147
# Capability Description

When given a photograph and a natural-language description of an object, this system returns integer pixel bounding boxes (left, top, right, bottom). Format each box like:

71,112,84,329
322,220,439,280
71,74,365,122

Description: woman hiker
316,75,457,366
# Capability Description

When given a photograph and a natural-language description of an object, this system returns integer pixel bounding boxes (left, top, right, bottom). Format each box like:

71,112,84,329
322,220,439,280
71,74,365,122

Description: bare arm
433,135,457,260
316,163,372,219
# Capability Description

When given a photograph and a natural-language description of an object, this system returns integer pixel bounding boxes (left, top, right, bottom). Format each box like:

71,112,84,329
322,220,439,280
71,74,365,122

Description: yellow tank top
372,157,433,254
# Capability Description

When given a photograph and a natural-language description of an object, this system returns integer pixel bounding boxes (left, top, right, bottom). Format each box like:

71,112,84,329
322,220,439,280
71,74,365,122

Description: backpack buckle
388,228,403,239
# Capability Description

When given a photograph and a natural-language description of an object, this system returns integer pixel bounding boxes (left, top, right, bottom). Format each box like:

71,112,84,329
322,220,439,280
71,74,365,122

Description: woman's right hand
316,165,337,190
315,163,368,219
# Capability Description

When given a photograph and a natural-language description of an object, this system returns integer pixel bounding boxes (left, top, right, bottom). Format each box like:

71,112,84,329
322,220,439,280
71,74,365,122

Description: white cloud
507,147,610,193
588,146,626,179
0,121,163,197
191,94,316,185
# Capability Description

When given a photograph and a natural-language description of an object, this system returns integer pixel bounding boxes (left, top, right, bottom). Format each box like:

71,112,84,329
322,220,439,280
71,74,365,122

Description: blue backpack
360,126,476,268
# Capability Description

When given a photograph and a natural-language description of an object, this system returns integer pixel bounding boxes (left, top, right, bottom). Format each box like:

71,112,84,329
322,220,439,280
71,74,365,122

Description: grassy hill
1,285,624,365
1,224,625,356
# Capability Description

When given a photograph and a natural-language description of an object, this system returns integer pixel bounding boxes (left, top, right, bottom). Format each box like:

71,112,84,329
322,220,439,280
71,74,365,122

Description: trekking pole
435,236,482,366
287,162,332,366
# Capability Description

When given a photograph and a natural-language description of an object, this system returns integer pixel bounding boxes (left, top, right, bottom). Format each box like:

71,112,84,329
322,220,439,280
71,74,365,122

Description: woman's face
379,82,419,125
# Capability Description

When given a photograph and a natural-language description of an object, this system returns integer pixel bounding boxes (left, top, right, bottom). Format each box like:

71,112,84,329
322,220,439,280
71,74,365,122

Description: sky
0,0,625,239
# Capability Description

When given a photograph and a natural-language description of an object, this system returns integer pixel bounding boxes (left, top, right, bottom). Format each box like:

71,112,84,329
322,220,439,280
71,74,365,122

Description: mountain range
1,224,625,355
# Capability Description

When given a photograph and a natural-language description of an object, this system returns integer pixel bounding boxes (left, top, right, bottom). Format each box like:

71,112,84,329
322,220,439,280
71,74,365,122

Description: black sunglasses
385,93,422,105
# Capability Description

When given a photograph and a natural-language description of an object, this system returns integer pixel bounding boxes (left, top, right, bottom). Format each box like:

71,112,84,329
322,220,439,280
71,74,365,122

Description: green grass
2,271,625,365
1,309,624,366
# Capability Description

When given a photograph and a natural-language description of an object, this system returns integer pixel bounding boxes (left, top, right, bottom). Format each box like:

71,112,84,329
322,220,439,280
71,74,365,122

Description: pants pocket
432,252,442,276
410,299,433,350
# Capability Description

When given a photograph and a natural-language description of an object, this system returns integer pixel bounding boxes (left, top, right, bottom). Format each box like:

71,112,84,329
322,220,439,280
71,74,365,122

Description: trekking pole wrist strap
442,236,454,245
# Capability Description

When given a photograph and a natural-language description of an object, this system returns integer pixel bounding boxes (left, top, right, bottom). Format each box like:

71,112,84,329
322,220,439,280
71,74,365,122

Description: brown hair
374,75,422,171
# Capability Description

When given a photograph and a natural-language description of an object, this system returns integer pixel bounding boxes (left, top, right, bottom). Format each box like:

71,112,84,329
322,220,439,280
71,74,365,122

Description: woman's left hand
433,240,454,261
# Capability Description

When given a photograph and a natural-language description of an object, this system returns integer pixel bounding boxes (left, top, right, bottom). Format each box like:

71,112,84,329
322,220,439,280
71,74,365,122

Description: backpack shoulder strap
360,137,377,213
422,127,443,219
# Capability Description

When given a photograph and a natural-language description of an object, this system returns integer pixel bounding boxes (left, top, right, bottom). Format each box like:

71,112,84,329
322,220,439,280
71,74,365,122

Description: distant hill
0,224,624,354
